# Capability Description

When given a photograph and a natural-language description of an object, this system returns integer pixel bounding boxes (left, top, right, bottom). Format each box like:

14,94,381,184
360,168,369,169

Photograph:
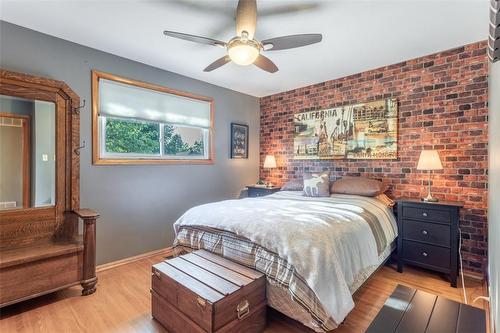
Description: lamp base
422,194,439,202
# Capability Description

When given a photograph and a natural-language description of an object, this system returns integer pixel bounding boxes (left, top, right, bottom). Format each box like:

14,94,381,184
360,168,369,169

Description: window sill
92,157,215,165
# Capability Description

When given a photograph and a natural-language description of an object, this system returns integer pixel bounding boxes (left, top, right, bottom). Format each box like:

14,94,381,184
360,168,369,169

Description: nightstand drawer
402,240,450,269
247,186,281,198
402,220,450,247
402,206,451,224
249,190,266,197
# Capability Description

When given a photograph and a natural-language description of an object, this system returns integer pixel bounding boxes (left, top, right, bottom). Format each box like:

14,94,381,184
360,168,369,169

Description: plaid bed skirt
174,226,394,332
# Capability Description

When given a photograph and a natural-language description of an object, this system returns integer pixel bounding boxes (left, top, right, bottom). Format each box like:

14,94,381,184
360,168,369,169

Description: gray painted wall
489,61,499,333
0,97,33,116
0,21,260,264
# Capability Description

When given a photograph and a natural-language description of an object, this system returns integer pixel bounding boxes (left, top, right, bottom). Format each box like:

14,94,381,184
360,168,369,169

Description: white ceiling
0,0,490,97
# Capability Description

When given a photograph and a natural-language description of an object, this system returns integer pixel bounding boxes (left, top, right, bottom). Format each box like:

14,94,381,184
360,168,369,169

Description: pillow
303,172,330,197
281,179,304,191
375,194,395,207
330,176,387,197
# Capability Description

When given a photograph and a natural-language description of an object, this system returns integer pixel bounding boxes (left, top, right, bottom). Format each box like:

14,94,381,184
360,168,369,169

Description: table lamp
263,155,277,187
417,150,443,202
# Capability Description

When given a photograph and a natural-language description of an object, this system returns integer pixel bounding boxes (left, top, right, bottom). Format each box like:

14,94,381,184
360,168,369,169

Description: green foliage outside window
104,118,205,157
105,118,160,154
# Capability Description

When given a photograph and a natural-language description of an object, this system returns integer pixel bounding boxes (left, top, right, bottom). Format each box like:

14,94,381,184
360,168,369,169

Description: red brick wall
259,41,488,274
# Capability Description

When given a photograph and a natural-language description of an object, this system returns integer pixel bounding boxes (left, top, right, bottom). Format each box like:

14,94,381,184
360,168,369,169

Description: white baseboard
96,247,174,272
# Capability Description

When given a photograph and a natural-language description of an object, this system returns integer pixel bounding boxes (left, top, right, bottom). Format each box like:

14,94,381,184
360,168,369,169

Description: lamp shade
263,155,277,169
417,150,443,171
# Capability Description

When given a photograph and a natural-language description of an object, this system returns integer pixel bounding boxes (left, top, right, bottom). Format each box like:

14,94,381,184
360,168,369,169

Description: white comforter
174,191,397,324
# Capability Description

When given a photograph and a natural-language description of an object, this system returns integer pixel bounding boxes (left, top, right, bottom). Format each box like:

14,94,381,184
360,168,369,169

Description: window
92,71,213,164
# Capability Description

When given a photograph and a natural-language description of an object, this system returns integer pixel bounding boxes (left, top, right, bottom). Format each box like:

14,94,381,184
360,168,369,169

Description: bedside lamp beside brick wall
263,155,277,188
417,150,443,202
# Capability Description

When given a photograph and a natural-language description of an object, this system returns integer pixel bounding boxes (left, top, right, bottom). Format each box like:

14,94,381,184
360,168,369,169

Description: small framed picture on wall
230,123,249,159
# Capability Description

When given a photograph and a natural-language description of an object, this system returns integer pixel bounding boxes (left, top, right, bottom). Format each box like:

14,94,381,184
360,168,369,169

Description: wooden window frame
91,70,215,165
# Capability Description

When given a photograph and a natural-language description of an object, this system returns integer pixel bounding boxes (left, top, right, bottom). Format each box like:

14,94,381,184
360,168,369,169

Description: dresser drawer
402,240,450,269
402,220,451,247
402,206,451,224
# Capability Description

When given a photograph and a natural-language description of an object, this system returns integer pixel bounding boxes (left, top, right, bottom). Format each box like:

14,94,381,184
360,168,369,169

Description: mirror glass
0,95,56,210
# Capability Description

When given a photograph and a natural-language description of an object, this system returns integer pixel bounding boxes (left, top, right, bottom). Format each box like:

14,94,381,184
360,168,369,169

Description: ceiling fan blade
259,3,320,17
204,56,231,72
236,0,257,39
169,0,234,16
262,34,322,51
163,30,226,47
253,54,278,73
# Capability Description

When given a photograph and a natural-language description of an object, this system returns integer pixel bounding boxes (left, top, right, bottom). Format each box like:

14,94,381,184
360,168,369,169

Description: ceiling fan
163,0,322,73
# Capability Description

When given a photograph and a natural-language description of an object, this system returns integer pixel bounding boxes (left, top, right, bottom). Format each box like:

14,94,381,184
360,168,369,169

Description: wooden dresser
0,69,99,307
396,198,463,287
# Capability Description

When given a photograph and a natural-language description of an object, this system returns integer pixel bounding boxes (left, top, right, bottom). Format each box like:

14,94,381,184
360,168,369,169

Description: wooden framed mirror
0,69,99,307
0,70,73,243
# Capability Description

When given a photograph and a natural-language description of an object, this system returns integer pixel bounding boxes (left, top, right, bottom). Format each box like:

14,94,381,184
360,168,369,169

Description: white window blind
98,79,211,128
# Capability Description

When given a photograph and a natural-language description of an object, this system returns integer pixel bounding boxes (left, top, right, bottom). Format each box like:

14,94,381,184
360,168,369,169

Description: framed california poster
294,98,398,160
230,123,249,159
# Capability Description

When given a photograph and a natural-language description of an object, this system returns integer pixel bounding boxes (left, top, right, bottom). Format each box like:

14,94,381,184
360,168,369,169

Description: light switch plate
42,154,48,161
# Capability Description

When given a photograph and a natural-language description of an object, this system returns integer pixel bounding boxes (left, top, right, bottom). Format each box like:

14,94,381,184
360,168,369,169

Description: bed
173,191,398,332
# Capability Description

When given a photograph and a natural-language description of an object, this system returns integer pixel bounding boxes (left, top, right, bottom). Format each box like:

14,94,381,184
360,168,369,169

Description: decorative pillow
330,176,387,197
375,194,395,207
303,172,330,197
281,179,304,191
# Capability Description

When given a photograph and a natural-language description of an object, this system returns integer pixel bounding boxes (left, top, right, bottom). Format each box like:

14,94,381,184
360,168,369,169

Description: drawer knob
422,230,428,235
422,212,428,217
422,252,428,257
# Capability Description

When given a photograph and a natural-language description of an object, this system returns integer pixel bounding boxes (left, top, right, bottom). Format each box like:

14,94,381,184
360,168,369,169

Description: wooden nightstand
396,198,464,287
246,186,281,198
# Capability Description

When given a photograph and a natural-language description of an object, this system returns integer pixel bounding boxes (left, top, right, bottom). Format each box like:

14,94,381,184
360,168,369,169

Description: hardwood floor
0,253,487,333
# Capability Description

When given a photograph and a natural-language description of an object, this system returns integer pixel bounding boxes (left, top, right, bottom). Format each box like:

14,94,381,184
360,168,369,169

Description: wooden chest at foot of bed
151,249,267,333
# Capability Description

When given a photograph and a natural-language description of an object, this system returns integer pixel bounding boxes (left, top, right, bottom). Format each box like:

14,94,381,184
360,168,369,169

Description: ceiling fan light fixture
163,0,323,73
227,39,260,66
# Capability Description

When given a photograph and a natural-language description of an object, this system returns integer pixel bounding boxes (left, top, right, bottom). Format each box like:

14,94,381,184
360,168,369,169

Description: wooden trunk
151,250,266,333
